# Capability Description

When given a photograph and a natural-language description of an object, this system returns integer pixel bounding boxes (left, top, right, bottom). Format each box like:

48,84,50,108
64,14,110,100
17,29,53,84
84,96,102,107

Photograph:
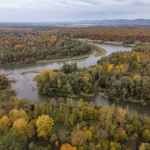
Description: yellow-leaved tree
36,115,54,138
110,142,121,150
9,109,29,123
0,116,10,131
13,118,35,139
139,143,150,150
60,143,76,150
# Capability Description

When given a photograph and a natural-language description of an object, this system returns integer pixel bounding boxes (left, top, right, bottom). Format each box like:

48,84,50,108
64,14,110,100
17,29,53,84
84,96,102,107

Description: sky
0,0,150,22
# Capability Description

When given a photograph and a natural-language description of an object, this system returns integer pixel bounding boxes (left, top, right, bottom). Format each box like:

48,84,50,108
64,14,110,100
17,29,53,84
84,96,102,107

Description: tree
143,129,150,142
99,139,109,150
36,115,54,138
126,137,136,150
110,142,121,150
60,143,76,150
71,130,87,147
84,129,93,141
135,41,142,47
117,127,128,142
13,118,27,138
49,133,57,144
58,129,70,143
139,143,150,150
0,74,9,90
13,118,35,139
0,130,27,150
0,116,10,131
9,109,29,123
14,44,24,51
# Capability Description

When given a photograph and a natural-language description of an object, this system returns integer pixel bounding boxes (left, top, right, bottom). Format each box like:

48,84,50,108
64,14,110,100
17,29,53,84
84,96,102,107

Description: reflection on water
94,93,150,115
8,73,48,103
2,43,150,115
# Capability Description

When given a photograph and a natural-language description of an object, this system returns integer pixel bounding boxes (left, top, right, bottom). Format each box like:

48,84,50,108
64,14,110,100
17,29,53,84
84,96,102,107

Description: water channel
1,43,150,115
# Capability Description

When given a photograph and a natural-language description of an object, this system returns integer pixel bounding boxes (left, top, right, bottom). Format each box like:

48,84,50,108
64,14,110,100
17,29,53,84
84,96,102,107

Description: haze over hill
77,19,150,25
0,19,150,27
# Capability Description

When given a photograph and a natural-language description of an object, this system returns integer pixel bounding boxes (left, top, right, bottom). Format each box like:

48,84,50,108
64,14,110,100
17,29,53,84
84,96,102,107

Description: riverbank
0,86,16,104
0,54,91,66
0,43,106,66
78,38,135,47
80,91,96,97
99,91,147,106
37,44,106,64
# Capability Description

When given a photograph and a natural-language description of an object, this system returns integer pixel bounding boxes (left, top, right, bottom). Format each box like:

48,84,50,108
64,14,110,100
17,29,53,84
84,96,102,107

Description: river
1,43,150,115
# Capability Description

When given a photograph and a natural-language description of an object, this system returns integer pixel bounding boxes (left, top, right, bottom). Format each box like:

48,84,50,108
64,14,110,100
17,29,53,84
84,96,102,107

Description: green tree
0,74,9,90
143,129,150,142
110,142,121,150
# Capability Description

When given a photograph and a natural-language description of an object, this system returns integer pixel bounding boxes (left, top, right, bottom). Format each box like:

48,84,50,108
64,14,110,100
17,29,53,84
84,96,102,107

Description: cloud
0,0,149,22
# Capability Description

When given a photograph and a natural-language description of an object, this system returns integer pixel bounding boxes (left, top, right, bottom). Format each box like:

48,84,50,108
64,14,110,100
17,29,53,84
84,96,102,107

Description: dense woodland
0,28,91,64
35,62,98,97
97,42,150,103
1,26,150,149
1,26,150,64
58,26,150,42
35,42,150,103
1,25,150,64
1,76,150,150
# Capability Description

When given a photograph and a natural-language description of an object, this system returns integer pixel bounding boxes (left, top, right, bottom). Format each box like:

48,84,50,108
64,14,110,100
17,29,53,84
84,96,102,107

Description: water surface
0,43,132,74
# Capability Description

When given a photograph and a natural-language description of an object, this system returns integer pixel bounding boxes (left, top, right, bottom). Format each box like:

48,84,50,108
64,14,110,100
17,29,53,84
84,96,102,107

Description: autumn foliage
60,143,76,150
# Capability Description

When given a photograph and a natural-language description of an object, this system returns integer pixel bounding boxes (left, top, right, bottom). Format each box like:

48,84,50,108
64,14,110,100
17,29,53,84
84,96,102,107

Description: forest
97,42,150,103
35,62,98,97
58,26,150,42
35,41,150,104
0,75,150,150
0,28,91,64
1,25,150,150
1,26,150,64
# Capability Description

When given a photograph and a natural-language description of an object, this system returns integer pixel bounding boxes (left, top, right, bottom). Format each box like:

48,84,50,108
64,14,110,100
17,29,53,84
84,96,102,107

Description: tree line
57,26,150,42
0,28,91,64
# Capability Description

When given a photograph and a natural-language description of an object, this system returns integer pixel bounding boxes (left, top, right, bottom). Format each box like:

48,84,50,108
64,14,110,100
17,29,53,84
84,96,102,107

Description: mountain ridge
77,19,150,25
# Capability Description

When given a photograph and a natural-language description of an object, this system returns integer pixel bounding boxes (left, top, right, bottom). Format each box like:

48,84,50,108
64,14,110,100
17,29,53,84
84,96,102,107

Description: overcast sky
0,0,150,22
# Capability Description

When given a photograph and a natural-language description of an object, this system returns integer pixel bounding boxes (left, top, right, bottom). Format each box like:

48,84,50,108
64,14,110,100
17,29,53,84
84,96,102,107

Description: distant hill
77,19,150,25
0,19,150,27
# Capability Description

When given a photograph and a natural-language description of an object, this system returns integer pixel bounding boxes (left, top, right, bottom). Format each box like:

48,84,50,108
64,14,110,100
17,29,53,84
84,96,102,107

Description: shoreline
0,43,106,66
36,43,106,64
37,45,106,64
78,38,135,47
99,92,148,106
2,41,142,106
